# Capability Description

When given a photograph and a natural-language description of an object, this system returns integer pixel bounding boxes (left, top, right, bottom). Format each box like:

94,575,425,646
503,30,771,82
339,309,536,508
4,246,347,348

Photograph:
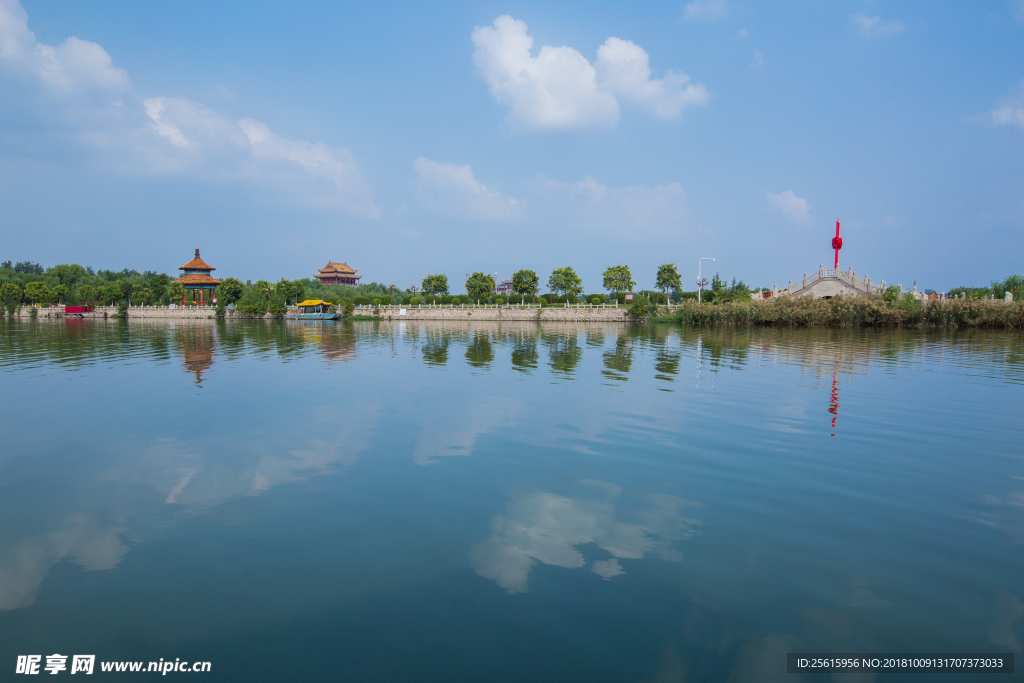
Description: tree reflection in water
544,329,582,378
465,330,494,368
602,333,634,381
421,328,451,367
509,329,538,373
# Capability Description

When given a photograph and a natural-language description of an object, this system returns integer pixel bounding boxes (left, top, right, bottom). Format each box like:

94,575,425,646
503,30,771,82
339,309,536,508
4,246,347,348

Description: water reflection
180,324,215,384
421,327,451,367
465,330,494,368
470,481,701,594
508,329,538,373
828,370,840,436
602,335,633,381
544,329,582,378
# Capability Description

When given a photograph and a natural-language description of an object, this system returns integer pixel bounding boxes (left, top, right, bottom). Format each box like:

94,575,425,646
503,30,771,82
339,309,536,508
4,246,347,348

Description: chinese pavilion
314,261,361,286
174,249,221,305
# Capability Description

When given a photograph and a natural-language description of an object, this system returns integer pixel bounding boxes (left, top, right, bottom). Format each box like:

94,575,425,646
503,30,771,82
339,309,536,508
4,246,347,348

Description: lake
1,319,1022,681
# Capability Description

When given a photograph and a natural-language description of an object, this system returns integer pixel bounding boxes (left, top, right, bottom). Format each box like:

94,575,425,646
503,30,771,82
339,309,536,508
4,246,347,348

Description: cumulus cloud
765,190,810,222
413,157,518,220
683,0,728,21
750,49,764,69
471,15,707,129
985,79,1024,130
595,37,708,119
850,13,905,39
0,0,127,94
0,0,378,216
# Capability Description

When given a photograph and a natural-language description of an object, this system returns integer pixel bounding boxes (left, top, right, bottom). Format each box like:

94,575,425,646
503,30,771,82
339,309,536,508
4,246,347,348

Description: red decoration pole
830,218,843,269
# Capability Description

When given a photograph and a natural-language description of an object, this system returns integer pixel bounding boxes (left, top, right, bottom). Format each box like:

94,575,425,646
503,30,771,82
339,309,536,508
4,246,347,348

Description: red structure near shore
174,249,220,305
314,261,361,286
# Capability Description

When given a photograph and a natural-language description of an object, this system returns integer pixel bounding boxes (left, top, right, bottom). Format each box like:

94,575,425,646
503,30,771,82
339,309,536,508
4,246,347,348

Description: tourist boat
286,300,339,320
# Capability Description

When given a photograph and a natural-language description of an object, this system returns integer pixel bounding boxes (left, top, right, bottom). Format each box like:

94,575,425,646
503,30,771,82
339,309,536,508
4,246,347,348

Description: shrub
409,297,420,305
268,297,287,316
493,295,506,305
629,298,654,318
450,295,463,305
353,296,370,306
371,298,381,306
343,302,355,316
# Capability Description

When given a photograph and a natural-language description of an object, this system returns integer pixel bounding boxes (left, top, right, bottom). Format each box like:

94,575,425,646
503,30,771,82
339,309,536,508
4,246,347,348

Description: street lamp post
698,257,715,304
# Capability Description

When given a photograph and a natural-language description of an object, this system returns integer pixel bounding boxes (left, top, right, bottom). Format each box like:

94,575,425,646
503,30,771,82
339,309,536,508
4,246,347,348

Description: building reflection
179,324,215,385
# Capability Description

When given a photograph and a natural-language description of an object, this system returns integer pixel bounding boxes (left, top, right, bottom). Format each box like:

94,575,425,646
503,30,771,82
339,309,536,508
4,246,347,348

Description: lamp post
698,258,715,304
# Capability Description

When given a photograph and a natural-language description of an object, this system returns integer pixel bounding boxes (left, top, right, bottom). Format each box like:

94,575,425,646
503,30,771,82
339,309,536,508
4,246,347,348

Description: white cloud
595,37,708,119
0,0,128,94
850,13,905,39
471,15,707,129
765,190,810,222
141,96,379,216
736,28,750,39
750,49,764,69
0,0,378,216
985,79,1024,130
414,157,518,221
683,0,728,21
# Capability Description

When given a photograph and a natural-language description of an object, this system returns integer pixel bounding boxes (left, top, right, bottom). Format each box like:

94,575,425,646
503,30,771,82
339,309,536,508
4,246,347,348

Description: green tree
48,263,87,288
465,272,495,303
52,284,69,304
219,277,244,304
24,281,49,304
0,282,22,316
276,278,299,304
548,266,583,299
655,263,681,302
76,285,95,304
254,280,273,298
421,274,449,298
602,265,635,295
119,280,134,304
511,269,539,304
168,282,185,304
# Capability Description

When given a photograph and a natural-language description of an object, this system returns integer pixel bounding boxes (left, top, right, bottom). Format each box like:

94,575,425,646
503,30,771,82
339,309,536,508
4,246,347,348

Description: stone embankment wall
13,305,636,323
377,306,633,322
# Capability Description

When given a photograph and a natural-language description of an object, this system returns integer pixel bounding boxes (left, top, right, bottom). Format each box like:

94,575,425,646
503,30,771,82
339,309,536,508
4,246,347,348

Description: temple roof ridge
179,248,215,272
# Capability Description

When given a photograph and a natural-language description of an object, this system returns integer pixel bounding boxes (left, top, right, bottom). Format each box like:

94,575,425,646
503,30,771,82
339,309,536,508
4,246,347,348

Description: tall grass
657,296,1024,328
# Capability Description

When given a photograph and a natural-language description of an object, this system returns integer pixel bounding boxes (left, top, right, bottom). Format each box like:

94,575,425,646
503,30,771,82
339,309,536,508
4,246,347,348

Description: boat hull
285,313,340,320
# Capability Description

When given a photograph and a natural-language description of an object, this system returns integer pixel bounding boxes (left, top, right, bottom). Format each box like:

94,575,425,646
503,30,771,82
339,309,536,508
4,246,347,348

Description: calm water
1,319,1022,682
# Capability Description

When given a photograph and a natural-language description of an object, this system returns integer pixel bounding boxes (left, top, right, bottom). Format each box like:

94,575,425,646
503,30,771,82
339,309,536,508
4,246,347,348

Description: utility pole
698,257,715,304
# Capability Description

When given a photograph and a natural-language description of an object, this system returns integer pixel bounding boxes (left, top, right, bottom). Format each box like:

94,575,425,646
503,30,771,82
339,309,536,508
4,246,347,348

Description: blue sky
1,0,1022,292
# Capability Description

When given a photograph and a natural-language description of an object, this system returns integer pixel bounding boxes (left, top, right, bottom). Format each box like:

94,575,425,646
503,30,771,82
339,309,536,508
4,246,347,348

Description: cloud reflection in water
471,481,700,593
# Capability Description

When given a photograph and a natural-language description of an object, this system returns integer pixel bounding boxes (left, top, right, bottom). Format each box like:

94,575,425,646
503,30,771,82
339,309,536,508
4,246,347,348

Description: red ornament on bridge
831,219,843,268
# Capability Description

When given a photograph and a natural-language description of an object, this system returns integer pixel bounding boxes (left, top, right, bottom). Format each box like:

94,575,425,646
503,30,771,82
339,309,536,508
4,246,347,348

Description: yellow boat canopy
297,300,329,307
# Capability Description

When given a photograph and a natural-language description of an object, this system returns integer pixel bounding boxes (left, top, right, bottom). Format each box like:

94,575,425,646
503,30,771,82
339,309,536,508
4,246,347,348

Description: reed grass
655,296,1024,328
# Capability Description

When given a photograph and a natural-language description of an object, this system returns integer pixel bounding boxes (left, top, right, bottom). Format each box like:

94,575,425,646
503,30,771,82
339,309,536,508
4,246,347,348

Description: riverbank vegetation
654,295,1024,328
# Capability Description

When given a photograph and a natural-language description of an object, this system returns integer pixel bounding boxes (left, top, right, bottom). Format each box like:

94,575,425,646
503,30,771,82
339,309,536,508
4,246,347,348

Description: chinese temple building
174,249,221,305
314,261,361,286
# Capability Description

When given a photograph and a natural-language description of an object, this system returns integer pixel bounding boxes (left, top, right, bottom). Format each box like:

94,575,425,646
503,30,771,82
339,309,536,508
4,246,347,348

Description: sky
0,0,1022,293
